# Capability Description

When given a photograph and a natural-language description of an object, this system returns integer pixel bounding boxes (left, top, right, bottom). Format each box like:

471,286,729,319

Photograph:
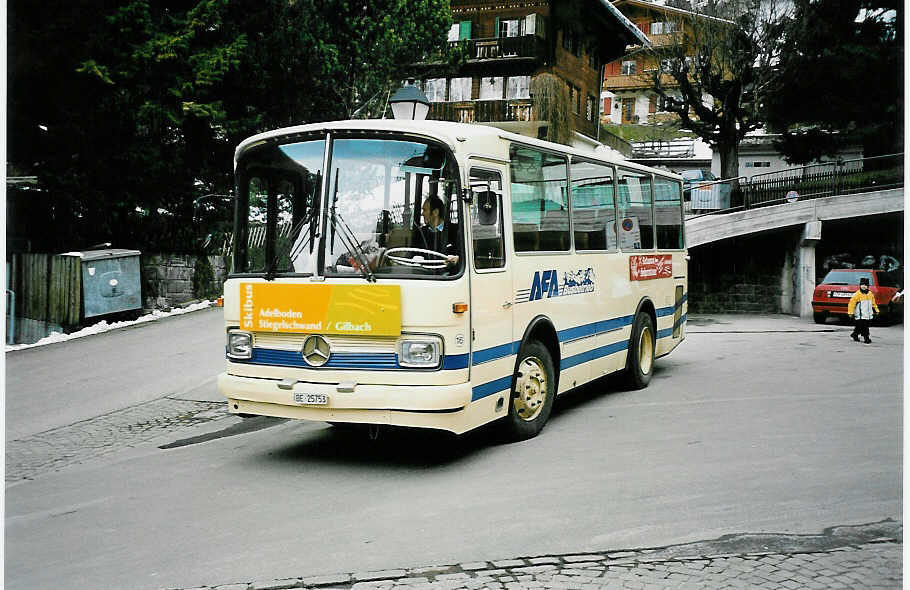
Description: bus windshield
234,134,463,279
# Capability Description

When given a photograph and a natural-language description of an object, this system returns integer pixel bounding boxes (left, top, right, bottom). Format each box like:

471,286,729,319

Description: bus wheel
625,312,655,390
504,340,555,441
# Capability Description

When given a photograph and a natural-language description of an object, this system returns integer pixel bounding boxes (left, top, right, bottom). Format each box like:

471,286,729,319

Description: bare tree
645,0,787,179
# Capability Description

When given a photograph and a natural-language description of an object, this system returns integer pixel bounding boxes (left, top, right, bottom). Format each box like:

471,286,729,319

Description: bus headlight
227,330,253,359
397,336,442,368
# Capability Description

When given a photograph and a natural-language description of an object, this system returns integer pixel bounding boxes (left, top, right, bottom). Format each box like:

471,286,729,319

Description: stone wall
688,230,794,314
141,254,228,310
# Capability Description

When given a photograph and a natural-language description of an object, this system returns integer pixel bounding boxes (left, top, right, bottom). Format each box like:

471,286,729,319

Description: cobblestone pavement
167,522,901,590
5,396,230,482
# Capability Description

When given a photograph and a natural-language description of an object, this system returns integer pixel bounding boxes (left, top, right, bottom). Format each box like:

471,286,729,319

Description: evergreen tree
7,0,453,253
762,0,903,163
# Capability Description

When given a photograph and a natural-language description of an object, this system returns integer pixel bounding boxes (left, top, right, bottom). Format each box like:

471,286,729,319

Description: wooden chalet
416,0,648,146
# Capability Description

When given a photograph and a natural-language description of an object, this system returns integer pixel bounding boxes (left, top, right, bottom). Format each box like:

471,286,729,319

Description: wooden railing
450,35,548,62
429,99,534,124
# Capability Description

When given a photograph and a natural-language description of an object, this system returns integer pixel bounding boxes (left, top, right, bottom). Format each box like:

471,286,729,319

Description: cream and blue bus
218,120,686,440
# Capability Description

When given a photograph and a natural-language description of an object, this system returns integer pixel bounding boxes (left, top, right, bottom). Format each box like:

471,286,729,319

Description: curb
163,520,901,590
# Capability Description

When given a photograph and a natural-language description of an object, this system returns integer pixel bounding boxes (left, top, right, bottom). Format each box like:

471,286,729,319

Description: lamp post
388,80,430,121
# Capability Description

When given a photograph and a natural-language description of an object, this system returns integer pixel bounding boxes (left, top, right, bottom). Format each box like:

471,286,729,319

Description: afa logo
529,269,560,301
527,268,595,302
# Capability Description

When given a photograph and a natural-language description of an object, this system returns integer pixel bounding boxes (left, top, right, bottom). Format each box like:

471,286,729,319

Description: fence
6,254,82,343
684,153,904,217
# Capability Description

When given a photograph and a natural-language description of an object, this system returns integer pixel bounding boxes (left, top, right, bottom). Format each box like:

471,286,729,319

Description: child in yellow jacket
847,277,879,343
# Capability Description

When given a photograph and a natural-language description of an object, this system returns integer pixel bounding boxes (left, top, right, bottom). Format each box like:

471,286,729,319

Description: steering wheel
381,247,449,269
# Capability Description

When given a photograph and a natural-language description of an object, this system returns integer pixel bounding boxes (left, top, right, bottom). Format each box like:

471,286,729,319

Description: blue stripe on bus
471,341,519,364
237,349,470,371
557,316,634,342
443,353,470,370
560,339,629,370
472,375,514,401
473,309,687,395
235,298,688,374
471,298,688,366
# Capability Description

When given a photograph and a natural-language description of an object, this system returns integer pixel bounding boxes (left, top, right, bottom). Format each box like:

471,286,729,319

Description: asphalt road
5,307,225,440
4,312,903,590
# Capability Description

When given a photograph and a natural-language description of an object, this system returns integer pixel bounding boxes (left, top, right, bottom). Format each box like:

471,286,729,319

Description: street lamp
389,80,430,121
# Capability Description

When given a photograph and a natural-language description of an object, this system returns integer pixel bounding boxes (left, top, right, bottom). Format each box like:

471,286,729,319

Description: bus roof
235,119,680,179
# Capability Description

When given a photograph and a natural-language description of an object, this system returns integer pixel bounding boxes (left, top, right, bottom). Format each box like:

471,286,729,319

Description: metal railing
684,153,904,217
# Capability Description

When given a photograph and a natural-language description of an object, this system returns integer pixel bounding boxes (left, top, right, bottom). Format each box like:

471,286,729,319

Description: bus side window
470,169,505,270
509,145,569,253
570,158,616,251
616,169,654,250
654,176,684,249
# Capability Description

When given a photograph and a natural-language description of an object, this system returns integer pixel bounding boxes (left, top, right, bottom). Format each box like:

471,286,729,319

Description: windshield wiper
264,212,315,281
332,211,376,283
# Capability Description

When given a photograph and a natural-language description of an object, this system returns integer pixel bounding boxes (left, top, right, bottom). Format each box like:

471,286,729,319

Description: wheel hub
513,356,547,422
638,325,654,375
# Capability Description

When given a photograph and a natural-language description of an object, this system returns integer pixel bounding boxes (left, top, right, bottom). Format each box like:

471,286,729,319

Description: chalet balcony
428,99,534,124
450,35,548,62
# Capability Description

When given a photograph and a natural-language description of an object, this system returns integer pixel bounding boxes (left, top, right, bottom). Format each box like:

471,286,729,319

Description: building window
423,78,447,102
744,161,772,168
479,76,504,100
568,85,580,114
499,18,521,38
450,77,472,102
586,95,595,121
448,21,472,41
562,29,580,56
621,60,637,75
506,75,530,99
650,21,678,35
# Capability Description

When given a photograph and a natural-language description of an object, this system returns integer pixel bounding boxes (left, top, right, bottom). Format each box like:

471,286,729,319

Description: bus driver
418,195,459,268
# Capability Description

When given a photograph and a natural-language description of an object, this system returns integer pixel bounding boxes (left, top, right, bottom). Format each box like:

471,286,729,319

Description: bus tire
503,340,555,441
625,312,655,390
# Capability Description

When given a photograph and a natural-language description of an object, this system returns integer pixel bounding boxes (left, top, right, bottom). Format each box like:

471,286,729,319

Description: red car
812,269,903,324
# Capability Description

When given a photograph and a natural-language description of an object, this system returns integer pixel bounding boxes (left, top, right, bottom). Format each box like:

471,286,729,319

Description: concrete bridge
684,188,904,318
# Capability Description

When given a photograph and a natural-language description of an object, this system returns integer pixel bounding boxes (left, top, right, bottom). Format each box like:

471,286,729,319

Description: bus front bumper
218,373,494,434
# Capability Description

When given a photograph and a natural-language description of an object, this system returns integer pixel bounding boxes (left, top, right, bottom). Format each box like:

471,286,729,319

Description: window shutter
649,96,657,113
637,20,648,33
604,97,612,113
495,17,500,38
460,20,472,40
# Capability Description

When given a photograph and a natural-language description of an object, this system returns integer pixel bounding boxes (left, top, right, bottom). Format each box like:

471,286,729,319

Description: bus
218,119,687,440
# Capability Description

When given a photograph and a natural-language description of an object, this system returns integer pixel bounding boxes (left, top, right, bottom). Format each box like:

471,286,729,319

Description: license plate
294,393,329,405
829,291,853,298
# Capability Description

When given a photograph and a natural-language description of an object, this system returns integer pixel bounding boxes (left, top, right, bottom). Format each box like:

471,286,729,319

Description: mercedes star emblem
301,335,331,367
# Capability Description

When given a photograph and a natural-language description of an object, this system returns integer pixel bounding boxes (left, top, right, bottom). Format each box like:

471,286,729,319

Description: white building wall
711,141,865,180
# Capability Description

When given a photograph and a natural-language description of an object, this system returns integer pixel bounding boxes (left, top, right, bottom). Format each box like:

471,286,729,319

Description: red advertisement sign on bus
629,254,673,281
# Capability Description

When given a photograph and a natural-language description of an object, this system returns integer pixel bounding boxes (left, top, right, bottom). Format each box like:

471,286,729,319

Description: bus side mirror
477,191,499,226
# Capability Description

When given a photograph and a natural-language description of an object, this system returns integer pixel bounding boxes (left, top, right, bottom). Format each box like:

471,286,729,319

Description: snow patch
5,301,216,352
